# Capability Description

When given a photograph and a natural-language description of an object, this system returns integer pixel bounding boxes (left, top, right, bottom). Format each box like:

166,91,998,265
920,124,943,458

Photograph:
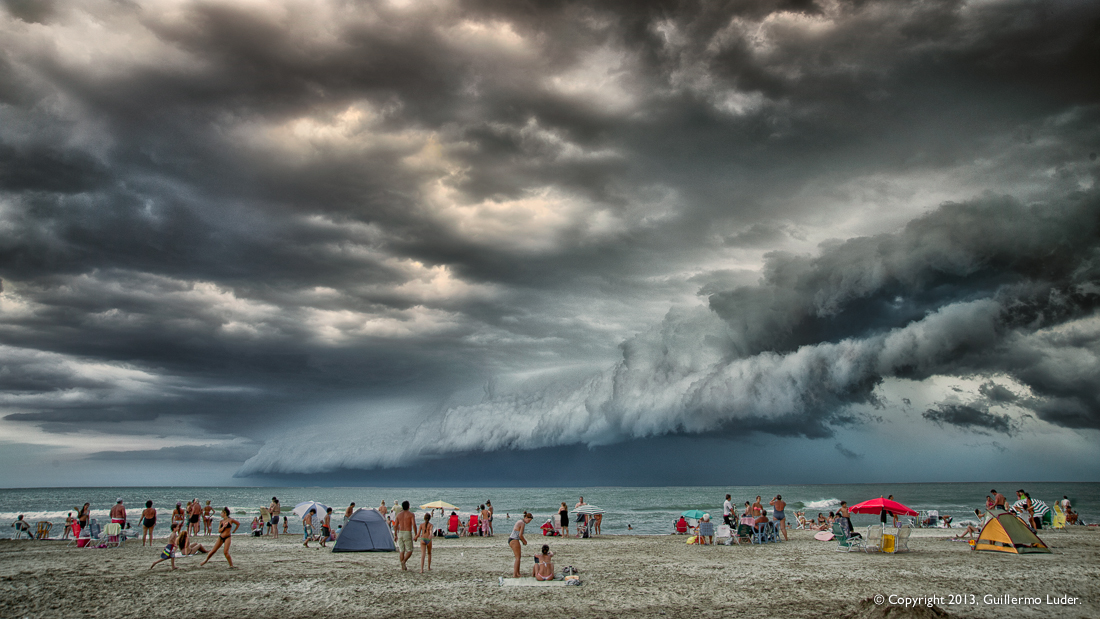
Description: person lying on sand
532,544,555,581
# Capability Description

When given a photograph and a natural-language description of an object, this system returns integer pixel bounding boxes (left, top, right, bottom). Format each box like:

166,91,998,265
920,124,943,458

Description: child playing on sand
150,523,180,570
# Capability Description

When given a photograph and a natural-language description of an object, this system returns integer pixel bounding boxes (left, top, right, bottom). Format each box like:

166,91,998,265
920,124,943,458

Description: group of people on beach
149,507,240,570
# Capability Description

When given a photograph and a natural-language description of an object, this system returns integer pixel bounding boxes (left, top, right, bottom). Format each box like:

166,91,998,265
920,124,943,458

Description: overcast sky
1,0,1098,487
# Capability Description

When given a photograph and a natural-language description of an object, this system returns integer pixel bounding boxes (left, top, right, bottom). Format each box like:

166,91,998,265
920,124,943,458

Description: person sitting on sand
532,544,555,581
1066,506,1079,525
176,528,209,556
150,523,180,570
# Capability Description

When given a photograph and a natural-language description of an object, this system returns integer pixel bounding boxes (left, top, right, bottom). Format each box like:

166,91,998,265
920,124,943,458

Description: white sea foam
803,498,840,510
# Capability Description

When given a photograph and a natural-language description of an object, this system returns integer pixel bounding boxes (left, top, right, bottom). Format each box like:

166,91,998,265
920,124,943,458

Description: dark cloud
923,405,1018,436
834,443,862,460
86,442,259,463
979,381,1018,404
1,0,1098,480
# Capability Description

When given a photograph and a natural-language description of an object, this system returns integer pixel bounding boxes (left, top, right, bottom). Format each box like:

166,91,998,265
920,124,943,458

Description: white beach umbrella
1011,499,1049,516
571,504,605,515
292,501,330,521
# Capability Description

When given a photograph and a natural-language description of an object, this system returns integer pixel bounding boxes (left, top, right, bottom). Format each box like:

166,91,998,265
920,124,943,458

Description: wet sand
1,527,1096,618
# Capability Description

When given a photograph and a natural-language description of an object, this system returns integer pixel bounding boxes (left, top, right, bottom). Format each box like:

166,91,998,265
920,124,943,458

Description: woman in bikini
150,523,180,570
532,544,554,581
202,500,214,536
508,512,533,578
417,513,433,573
141,500,157,546
63,512,73,540
171,503,185,531
77,503,90,532
200,507,240,568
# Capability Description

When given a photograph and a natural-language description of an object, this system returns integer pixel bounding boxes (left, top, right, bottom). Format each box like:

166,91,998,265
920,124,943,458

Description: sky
1,0,1098,487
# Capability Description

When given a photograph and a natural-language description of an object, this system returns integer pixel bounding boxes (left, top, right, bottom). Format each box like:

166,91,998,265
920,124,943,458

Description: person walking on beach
508,512,533,578
141,501,157,546
417,513,433,573
150,523,180,570
269,497,281,539
394,500,415,571
486,499,494,536
320,508,333,547
200,507,240,568
770,495,788,541
379,500,389,526
203,500,214,536
723,494,733,526
303,507,316,547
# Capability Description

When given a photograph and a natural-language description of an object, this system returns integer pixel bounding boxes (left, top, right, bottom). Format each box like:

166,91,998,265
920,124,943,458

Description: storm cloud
1,0,1098,484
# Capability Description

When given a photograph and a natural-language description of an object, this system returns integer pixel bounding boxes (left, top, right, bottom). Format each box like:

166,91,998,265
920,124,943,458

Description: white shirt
723,500,732,516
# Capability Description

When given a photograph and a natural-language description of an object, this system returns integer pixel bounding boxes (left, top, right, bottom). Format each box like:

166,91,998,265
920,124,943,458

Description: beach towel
814,531,834,541
499,576,574,587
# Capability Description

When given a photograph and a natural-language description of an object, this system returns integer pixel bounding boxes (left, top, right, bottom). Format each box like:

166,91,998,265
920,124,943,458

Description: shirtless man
188,498,202,537
344,502,356,527
269,497,281,539
394,501,416,571
991,489,1007,510
770,495,788,541
110,498,126,526
574,496,586,533
320,508,333,548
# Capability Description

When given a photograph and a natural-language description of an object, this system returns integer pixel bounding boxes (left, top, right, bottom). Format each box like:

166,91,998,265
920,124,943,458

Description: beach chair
832,522,863,552
34,521,52,540
863,526,882,553
697,520,714,545
102,523,123,548
894,526,911,552
733,522,753,545
715,524,733,545
467,515,479,537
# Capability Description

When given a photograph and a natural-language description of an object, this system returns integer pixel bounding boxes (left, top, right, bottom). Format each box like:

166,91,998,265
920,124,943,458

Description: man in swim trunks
269,497,281,539
769,495,788,541
991,489,1007,510
188,498,202,537
394,500,415,571
110,498,127,526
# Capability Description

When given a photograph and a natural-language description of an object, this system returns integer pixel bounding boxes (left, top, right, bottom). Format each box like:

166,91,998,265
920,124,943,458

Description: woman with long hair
200,507,240,568
508,512,533,578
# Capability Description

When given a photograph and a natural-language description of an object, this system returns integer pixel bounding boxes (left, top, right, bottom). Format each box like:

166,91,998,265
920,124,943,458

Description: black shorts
321,526,330,537
189,515,199,524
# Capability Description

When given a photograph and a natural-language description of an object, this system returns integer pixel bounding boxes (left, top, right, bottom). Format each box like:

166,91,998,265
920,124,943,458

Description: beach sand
1,527,1096,618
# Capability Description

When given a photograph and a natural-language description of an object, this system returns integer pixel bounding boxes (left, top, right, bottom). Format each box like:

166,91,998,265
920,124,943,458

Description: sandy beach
1,526,1096,618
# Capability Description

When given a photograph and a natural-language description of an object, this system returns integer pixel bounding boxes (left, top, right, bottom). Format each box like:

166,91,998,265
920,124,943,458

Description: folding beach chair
715,524,733,545
863,526,882,553
102,523,123,548
34,521,52,540
894,526,912,552
832,522,863,552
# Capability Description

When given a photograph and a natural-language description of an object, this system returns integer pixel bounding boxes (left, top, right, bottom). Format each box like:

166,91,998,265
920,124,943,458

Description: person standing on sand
269,497,281,539
344,503,356,527
574,496,586,534
110,498,126,526
486,500,494,536
394,501,415,571
200,507,240,568
752,496,763,517
171,502,185,531
141,501,157,546
508,512,533,578
188,498,202,537
203,500,214,536
723,494,733,527
379,500,389,525
887,495,899,526
991,489,1007,510
480,504,491,536
558,502,570,536
417,513,433,573
63,512,73,540
78,502,90,531
321,508,333,547
770,495,788,541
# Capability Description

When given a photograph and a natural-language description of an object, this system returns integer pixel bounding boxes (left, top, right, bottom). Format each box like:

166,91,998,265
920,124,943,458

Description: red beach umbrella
849,497,918,517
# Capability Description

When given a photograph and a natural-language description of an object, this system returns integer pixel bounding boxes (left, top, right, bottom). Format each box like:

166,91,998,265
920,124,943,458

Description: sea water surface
2,483,1096,536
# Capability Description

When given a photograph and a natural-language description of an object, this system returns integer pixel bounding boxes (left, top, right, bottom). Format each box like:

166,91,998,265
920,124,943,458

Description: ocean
2,482,1095,536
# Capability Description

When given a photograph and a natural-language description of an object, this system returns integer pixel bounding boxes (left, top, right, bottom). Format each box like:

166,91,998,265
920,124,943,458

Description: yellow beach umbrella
420,500,458,510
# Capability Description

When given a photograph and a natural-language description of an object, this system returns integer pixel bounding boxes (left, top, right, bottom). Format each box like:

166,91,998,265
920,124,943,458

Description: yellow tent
975,513,1050,554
